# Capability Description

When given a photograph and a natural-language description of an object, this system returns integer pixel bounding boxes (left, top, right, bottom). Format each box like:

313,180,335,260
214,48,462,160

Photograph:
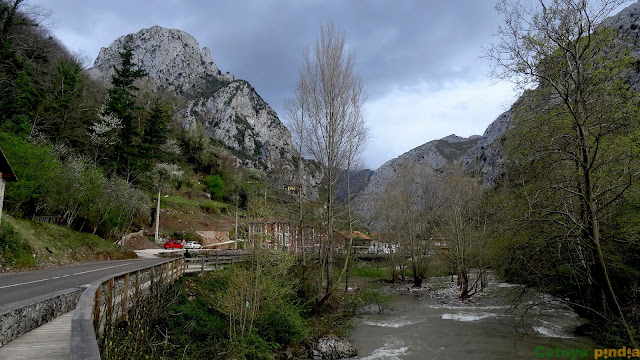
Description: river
349,276,598,359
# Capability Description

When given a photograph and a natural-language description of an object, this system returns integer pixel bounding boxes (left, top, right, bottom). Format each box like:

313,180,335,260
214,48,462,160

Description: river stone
312,334,356,359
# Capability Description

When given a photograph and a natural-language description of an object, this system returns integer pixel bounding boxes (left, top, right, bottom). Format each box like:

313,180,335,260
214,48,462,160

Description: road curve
0,258,170,307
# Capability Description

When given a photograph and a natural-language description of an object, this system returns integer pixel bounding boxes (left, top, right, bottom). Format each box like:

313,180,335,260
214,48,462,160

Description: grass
161,194,228,214
0,214,135,270
351,264,391,278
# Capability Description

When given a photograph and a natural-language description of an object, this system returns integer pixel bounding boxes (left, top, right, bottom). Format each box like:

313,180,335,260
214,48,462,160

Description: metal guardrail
69,257,185,360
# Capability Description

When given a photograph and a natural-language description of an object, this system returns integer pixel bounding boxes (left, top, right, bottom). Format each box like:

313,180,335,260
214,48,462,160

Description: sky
28,0,523,170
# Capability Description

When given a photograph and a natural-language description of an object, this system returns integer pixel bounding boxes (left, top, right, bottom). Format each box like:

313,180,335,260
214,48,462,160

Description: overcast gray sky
30,0,522,169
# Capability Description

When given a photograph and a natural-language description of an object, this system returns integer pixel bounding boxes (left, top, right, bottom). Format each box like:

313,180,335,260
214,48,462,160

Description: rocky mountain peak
87,25,324,194
87,25,233,96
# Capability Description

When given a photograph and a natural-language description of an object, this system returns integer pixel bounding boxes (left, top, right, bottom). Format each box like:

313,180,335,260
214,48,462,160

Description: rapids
349,276,598,359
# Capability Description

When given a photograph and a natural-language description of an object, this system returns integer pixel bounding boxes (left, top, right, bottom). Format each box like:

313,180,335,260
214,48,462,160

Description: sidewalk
0,310,74,360
134,248,181,258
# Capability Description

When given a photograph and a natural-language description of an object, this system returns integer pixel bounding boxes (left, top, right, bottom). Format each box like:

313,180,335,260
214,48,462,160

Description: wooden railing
69,257,185,360
184,253,250,272
69,254,250,359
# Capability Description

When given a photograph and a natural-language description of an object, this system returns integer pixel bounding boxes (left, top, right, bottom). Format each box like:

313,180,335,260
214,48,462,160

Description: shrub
256,305,307,346
227,334,273,360
204,174,224,200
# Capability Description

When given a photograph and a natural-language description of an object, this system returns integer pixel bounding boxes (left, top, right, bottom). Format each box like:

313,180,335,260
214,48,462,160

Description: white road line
72,262,133,276
0,262,135,290
0,278,49,289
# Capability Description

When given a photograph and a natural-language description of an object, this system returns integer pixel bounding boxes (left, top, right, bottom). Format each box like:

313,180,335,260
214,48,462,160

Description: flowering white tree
89,110,122,163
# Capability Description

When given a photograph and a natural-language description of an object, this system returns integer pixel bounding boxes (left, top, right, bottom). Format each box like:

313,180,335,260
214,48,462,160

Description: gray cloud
31,0,513,168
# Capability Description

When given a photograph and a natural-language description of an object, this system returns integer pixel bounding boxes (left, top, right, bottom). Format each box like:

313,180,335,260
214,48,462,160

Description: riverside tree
375,160,434,287
433,168,489,298
486,0,640,346
289,22,367,304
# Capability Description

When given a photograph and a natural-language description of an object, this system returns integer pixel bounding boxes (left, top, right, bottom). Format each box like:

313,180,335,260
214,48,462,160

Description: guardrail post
201,257,205,272
215,255,219,270
122,273,129,322
93,286,101,331
135,270,140,298
107,278,114,326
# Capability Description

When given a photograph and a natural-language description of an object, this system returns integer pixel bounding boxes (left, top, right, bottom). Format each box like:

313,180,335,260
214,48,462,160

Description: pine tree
103,44,148,179
141,102,170,168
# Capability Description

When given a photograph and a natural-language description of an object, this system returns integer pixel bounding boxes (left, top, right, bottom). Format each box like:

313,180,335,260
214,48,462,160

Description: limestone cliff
354,1,640,229
87,26,323,191
88,25,234,96
352,133,490,229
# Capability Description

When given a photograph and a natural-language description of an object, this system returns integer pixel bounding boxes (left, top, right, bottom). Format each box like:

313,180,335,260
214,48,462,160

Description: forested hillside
0,0,267,244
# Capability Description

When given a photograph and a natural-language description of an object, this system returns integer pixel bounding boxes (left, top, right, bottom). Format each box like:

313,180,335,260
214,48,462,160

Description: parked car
163,240,183,249
183,241,202,249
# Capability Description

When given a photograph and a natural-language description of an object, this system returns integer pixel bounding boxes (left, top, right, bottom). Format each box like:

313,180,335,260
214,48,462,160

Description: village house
282,183,301,197
430,235,449,253
334,230,372,254
247,217,323,254
368,240,398,254
248,217,291,249
0,147,17,226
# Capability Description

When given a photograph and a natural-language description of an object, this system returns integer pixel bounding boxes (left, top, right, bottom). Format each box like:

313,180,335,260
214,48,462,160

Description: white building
0,147,18,225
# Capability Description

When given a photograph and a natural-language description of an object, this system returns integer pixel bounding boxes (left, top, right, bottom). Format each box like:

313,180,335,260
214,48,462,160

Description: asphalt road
0,258,170,307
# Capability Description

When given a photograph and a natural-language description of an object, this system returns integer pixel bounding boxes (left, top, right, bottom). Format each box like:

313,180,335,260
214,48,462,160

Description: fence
69,253,250,359
184,253,250,272
69,257,185,360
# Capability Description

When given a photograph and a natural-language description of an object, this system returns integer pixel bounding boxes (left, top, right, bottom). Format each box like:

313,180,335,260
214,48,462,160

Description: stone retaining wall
0,287,83,347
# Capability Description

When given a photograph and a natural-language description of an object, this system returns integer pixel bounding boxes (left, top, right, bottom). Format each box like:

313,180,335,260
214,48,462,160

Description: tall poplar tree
290,23,368,305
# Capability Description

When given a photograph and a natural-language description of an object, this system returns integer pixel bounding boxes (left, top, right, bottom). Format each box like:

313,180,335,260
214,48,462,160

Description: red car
163,240,184,249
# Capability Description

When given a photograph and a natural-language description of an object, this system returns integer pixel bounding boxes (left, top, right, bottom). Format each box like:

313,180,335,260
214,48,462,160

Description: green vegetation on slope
0,214,135,270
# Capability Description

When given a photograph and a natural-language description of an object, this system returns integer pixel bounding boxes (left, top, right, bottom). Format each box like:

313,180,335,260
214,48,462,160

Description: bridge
0,253,247,359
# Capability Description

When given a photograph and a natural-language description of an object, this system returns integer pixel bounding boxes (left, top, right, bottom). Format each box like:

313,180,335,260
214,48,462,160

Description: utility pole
235,206,238,249
155,189,161,242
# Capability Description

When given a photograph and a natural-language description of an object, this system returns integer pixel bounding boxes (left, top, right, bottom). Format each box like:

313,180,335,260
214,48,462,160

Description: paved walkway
0,310,73,359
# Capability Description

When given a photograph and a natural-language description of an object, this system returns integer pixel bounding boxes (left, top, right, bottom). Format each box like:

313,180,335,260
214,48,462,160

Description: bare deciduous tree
289,22,368,304
486,0,639,346
434,168,488,299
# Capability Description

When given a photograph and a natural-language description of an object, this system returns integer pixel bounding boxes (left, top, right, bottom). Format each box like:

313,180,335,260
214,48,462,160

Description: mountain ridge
87,25,324,195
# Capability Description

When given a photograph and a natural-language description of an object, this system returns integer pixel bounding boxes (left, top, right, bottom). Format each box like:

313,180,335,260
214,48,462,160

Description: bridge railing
69,257,185,360
184,253,250,272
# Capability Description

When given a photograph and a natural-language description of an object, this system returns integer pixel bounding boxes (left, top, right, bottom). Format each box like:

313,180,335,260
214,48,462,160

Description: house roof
248,217,290,224
336,230,370,240
0,147,17,182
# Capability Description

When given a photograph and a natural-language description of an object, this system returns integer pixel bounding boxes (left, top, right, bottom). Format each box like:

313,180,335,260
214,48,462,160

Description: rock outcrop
88,25,233,96
177,79,295,168
352,133,494,229
87,26,324,192
311,335,357,359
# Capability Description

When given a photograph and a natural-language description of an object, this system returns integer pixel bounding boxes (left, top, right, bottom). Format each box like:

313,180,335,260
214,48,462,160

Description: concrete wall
0,287,83,347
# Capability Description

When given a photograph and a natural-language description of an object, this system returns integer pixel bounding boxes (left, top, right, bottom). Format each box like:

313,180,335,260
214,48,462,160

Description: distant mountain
352,124,510,229
354,1,640,230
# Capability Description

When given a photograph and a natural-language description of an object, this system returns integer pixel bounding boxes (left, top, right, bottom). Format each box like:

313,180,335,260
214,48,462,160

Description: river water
349,277,598,359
